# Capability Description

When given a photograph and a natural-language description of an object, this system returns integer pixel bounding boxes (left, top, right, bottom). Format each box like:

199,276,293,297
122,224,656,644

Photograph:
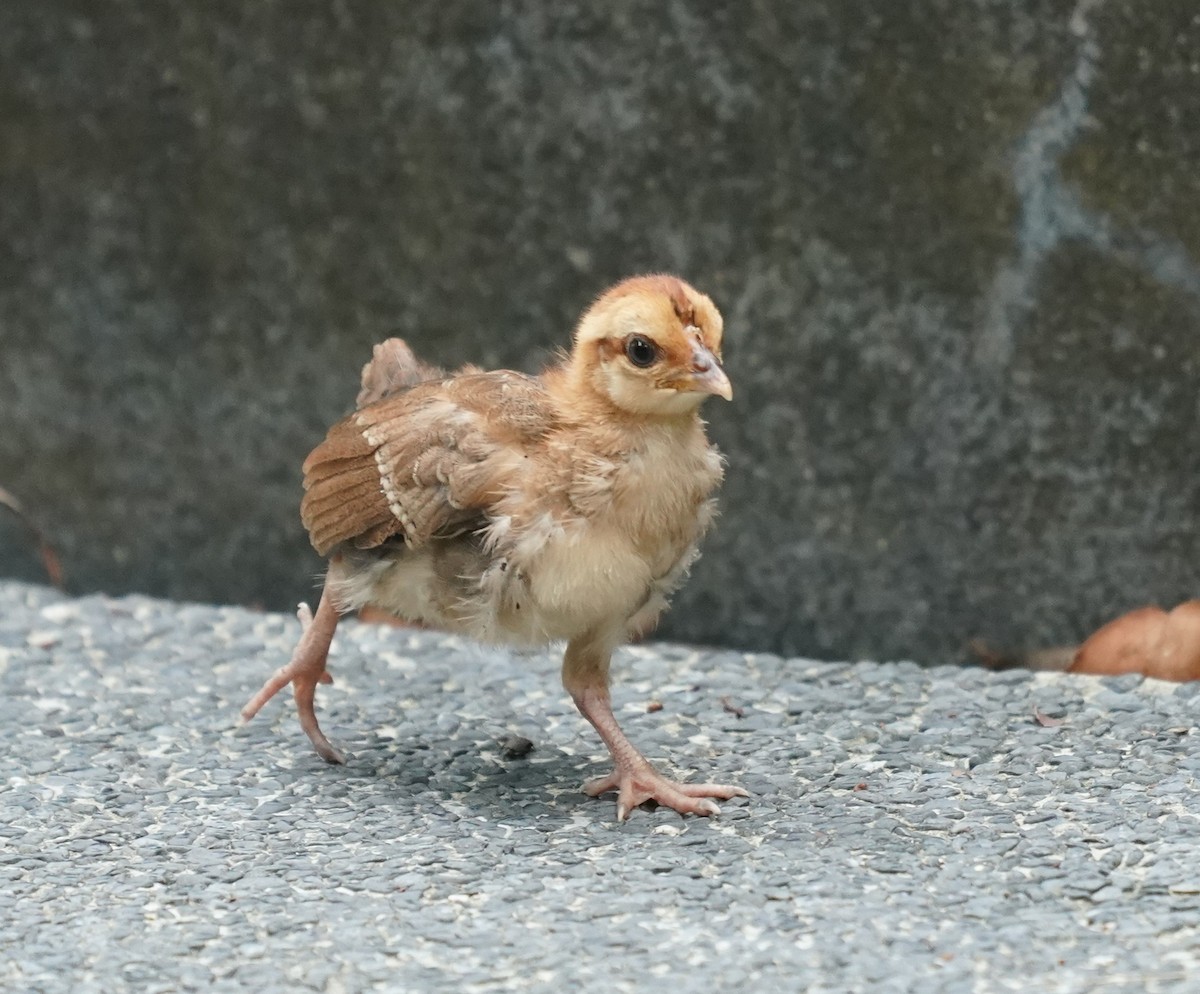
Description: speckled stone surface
2,3,1198,663
3,581,1199,993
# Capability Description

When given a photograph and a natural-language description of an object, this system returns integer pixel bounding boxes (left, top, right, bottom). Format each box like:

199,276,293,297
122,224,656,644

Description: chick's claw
291,672,345,766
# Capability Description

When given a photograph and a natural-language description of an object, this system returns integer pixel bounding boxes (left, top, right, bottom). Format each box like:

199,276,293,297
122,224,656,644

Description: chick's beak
685,341,733,401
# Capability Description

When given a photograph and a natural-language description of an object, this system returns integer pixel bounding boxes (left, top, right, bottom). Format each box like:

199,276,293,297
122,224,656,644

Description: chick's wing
302,370,556,556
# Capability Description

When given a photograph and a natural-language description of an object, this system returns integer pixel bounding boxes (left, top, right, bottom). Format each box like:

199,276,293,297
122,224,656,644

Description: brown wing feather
301,368,556,557
301,419,395,555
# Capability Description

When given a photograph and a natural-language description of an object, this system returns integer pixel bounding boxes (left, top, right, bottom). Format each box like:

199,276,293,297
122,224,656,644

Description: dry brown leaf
1069,600,1200,683
0,485,64,590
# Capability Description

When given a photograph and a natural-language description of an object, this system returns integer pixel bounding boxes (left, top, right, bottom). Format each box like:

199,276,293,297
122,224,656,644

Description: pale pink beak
687,341,733,400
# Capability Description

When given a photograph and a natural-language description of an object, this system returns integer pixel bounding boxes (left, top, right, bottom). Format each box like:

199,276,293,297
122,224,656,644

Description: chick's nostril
692,352,712,372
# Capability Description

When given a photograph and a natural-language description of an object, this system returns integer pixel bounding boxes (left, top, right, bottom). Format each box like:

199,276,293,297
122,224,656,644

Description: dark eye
624,335,658,368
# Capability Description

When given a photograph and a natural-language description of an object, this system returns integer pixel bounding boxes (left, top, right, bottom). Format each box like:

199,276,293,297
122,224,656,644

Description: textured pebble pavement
2,580,1199,993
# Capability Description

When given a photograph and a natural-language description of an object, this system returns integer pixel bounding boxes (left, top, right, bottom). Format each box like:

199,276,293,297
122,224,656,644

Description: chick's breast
492,420,723,643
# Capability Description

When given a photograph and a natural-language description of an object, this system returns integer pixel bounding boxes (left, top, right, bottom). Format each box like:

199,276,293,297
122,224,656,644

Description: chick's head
571,275,731,417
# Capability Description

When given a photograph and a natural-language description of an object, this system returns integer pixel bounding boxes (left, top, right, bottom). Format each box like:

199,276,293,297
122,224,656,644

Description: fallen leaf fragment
26,630,60,650
1033,706,1065,727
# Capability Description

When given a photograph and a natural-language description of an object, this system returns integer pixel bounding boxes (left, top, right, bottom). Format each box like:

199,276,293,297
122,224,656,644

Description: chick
242,274,745,819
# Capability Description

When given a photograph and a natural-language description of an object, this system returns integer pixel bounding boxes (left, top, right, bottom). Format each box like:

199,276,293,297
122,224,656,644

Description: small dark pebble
499,735,535,759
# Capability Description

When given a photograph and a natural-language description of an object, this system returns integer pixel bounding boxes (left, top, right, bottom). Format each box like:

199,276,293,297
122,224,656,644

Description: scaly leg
241,583,345,764
563,635,748,821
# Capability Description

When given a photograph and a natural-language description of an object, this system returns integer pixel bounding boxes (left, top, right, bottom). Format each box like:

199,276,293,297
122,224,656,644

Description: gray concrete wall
1,1,1197,662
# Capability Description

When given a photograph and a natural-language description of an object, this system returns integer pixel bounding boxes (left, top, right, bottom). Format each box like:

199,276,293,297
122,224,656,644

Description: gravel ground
2,580,1199,993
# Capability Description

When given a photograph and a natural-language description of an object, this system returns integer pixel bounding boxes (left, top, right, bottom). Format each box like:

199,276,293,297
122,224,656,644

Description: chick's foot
570,684,747,820
583,761,748,821
241,592,345,764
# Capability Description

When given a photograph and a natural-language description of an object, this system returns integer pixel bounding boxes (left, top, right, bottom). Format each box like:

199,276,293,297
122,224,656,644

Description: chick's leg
241,582,345,764
563,636,747,821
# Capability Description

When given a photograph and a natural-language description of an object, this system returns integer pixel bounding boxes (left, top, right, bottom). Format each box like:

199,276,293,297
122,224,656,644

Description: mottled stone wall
2,1,1197,661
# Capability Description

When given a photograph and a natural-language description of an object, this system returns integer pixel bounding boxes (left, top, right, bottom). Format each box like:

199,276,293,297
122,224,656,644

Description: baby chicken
242,274,745,819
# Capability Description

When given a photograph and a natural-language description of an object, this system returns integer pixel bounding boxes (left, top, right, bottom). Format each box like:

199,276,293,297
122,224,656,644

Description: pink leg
241,584,345,764
563,636,747,821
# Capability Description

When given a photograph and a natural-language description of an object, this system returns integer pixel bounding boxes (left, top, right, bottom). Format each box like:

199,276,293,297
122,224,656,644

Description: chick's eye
625,335,658,368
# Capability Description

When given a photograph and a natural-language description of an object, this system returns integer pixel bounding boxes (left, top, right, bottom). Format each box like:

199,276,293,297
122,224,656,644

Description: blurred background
1,1,1197,663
